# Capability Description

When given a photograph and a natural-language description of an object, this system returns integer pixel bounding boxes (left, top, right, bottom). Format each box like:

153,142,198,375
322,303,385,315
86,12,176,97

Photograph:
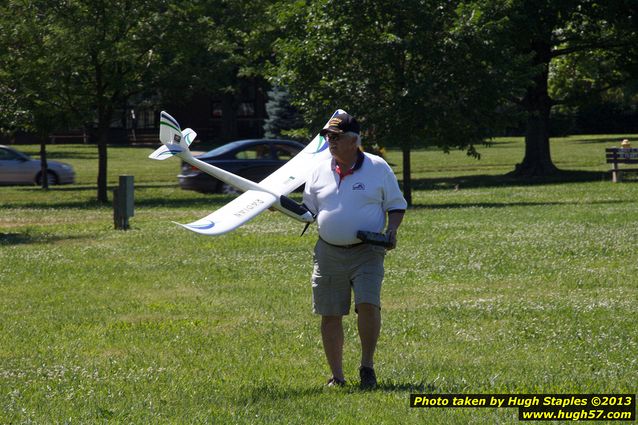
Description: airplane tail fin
149,111,196,160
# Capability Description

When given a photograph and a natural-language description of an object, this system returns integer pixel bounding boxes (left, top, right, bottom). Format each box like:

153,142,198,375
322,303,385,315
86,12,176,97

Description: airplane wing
257,109,346,195
150,109,347,236
173,190,277,236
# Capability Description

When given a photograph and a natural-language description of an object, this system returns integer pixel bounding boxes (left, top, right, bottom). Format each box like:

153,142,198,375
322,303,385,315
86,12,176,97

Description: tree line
1,0,637,203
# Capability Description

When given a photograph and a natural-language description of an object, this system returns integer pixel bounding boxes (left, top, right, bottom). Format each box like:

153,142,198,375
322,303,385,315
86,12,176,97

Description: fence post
113,175,134,230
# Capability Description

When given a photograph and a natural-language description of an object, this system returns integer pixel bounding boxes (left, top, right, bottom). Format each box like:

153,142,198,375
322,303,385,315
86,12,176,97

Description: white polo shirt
303,151,407,246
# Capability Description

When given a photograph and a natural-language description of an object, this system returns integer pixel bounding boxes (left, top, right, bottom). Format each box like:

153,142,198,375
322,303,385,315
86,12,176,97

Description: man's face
326,132,357,159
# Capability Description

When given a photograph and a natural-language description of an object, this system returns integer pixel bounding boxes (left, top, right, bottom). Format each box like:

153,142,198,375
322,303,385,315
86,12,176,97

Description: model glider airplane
149,110,343,235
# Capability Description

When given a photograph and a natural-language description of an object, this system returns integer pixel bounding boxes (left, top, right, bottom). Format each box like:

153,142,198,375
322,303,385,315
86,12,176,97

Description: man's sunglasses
325,132,344,141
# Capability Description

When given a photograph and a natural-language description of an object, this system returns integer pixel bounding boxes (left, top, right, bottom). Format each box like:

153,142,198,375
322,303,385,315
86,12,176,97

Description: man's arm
385,210,405,250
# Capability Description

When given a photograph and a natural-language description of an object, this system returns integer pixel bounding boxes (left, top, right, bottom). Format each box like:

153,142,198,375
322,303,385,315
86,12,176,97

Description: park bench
49,131,88,144
605,147,638,182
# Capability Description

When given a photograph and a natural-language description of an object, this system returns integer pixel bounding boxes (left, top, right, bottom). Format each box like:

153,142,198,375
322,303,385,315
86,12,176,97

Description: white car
0,145,75,185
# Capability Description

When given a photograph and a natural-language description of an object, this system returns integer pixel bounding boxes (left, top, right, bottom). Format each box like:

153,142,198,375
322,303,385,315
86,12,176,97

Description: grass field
1,135,637,424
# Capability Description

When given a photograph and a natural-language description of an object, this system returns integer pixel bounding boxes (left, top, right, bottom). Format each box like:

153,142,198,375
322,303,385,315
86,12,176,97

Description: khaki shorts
311,238,386,316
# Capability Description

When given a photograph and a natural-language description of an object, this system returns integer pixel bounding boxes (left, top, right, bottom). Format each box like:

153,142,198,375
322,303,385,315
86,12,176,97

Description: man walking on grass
303,112,407,388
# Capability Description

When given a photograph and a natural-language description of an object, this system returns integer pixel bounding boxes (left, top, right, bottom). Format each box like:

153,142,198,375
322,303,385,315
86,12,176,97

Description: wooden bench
606,147,638,182
49,131,88,144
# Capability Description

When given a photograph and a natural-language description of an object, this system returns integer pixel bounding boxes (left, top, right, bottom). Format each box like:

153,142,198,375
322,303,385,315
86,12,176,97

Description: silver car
0,145,75,185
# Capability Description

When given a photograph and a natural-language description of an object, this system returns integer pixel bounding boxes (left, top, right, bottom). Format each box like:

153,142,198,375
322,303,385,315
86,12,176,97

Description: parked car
0,145,75,186
178,139,305,193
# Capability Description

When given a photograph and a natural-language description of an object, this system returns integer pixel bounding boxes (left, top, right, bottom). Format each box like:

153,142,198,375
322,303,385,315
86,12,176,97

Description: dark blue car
178,139,305,193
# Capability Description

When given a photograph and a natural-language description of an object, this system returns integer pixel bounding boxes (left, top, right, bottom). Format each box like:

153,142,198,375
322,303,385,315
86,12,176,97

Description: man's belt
319,237,364,249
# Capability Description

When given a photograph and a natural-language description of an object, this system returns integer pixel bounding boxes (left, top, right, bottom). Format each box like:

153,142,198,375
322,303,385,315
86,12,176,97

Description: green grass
1,136,637,424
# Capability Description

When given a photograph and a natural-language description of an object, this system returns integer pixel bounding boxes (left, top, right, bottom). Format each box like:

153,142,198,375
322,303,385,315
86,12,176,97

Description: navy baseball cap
320,112,360,136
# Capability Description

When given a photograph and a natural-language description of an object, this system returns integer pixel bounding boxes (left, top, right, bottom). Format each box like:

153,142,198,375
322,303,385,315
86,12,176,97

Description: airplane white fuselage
177,149,314,223
151,109,341,235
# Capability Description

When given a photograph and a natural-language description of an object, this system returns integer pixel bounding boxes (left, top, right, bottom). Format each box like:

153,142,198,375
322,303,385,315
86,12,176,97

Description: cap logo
328,118,342,127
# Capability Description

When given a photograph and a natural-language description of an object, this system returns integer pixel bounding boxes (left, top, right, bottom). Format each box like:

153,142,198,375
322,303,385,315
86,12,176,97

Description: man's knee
322,315,343,325
355,303,380,315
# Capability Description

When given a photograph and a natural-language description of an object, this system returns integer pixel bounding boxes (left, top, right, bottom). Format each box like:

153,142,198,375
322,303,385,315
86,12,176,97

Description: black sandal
326,377,346,387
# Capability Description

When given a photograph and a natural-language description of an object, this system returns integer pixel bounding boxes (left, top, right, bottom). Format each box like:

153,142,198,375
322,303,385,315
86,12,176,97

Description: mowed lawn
1,135,637,424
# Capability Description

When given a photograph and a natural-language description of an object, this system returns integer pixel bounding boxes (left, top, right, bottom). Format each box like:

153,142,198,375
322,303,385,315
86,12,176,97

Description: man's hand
385,210,404,251
386,228,398,250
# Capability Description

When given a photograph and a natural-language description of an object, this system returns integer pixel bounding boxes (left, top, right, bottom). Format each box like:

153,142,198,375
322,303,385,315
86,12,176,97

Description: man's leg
321,315,345,381
356,303,381,368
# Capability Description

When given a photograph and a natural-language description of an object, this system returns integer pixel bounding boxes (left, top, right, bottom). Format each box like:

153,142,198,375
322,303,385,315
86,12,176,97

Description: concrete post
113,175,134,230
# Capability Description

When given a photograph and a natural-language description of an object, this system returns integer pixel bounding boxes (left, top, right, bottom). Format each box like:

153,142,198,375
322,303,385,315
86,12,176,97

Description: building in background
6,79,268,147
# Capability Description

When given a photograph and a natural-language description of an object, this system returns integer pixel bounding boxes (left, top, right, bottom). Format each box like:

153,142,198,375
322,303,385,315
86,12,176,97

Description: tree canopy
2,0,637,201
0,0,271,201
268,0,517,203
464,0,638,176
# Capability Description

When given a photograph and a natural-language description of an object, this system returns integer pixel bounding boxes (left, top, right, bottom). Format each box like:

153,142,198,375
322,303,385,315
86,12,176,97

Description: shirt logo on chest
352,182,365,191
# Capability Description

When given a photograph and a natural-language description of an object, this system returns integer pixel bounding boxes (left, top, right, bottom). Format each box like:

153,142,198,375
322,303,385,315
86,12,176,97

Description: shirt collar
332,150,365,173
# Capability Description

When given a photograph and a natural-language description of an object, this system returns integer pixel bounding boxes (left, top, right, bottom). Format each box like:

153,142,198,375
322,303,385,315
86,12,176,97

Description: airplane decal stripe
186,221,215,230
161,112,180,128
159,148,182,157
160,120,180,133
307,135,329,154
315,136,329,153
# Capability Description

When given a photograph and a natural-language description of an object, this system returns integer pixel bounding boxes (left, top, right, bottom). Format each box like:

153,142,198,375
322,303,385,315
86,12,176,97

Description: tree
269,0,513,205
2,0,276,201
0,2,77,189
466,0,638,177
0,0,172,201
2,0,267,198
263,86,304,140
154,0,273,109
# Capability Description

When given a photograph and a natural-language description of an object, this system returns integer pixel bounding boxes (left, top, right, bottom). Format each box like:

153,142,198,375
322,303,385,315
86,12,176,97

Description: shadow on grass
2,198,229,210
0,232,91,246
44,183,179,192
1,199,107,210
42,152,99,160
239,384,325,402
2,191,234,210
240,380,439,402
375,380,438,393
0,233,37,245
136,196,233,209
5,170,633,211
410,170,611,191
412,199,636,210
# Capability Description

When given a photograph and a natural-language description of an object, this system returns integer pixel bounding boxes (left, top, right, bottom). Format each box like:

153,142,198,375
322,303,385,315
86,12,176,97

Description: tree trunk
401,146,412,207
39,140,49,190
93,53,111,203
95,94,113,203
514,109,559,177
513,41,559,177
97,126,108,203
